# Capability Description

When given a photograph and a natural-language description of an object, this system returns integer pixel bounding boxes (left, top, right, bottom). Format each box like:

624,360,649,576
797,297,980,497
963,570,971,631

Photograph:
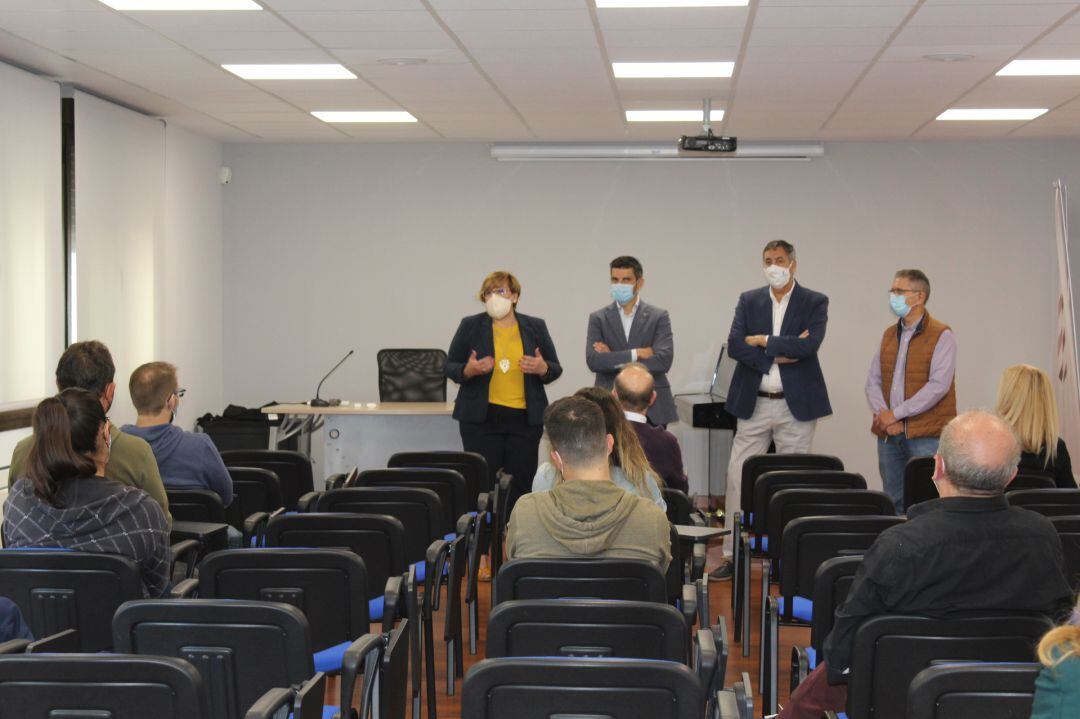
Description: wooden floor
407,551,803,719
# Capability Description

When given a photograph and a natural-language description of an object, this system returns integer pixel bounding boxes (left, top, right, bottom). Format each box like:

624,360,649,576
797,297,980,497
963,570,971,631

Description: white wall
222,140,1080,487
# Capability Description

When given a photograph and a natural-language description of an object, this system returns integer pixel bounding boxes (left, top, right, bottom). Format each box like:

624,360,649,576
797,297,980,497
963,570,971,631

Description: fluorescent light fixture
312,111,417,123
998,59,1080,76
936,108,1047,121
99,0,261,9
223,64,356,80
597,0,748,7
613,61,733,78
626,109,724,122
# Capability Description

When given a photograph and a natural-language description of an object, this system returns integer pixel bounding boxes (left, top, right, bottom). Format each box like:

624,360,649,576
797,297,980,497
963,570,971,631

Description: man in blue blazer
587,256,677,426
715,240,832,578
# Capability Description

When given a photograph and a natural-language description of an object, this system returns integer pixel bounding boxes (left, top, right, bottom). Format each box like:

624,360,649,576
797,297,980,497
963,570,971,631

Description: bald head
614,363,655,413
936,410,1021,495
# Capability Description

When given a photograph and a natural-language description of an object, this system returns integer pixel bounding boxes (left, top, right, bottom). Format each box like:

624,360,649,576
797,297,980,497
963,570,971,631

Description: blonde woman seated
1031,599,1080,718
533,387,666,512
996,364,1075,488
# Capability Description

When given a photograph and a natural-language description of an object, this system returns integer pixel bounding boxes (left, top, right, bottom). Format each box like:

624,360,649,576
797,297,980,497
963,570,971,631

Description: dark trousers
458,404,543,519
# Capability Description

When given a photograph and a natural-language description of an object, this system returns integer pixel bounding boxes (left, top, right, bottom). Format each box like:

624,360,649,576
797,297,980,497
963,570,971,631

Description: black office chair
1009,473,1057,491
354,468,466,538
220,449,314,511
842,614,1052,719
167,488,228,524
1050,515,1080,591
905,662,1041,719
0,550,143,652
750,471,868,546
903,456,938,511
113,599,365,719
764,488,894,569
1008,488,1080,517
377,348,448,402
462,656,703,719
225,466,285,535
495,557,669,605
790,555,862,692
388,450,491,508
738,454,845,531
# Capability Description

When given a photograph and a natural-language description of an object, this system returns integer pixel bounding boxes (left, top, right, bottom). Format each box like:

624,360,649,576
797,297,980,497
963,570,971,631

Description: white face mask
763,264,791,289
485,294,513,320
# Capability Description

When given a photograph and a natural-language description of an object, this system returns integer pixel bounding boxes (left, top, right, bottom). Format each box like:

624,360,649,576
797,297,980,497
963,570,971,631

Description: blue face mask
611,284,635,306
889,293,911,318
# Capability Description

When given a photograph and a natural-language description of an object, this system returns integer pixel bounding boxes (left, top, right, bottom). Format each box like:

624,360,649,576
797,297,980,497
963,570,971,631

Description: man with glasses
865,269,957,512
122,362,234,518
7,341,170,526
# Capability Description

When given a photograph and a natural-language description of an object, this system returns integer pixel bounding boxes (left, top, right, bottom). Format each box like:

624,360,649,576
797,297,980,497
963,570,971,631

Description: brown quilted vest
872,311,957,439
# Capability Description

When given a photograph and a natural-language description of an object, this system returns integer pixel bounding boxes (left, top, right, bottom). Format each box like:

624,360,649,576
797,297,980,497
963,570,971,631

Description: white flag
1053,179,1080,484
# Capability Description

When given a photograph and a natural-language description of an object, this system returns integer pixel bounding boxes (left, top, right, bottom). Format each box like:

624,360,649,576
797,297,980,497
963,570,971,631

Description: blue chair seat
776,595,812,622
805,645,817,669
312,594,383,673
290,706,339,719
750,536,768,552
443,532,457,541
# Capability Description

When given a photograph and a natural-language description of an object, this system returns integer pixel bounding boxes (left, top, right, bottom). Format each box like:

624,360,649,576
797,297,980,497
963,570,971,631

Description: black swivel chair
905,662,1041,719
220,449,314,511
377,348,448,402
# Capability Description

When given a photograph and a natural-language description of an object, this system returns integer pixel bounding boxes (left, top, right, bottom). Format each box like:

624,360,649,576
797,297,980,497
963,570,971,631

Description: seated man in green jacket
506,395,670,572
8,340,170,527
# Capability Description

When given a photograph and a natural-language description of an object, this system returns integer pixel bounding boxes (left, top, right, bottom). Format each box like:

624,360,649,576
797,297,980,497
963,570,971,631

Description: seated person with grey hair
614,363,689,494
779,410,1074,719
507,396,671,572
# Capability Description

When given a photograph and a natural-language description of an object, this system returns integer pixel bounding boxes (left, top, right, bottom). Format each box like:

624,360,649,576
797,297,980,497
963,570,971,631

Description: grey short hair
763,240,795,261
938,411,1021,494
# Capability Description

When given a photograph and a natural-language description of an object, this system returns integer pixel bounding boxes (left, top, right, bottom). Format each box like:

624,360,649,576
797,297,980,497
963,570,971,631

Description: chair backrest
904,456,937,510
462,657,702,719
355,468,465,535
779,515,905,604
388,449,491,500
167,488,228,524
495,558,668,605
198,548,371,653
1007,488,1080,517
314,486,442,565
0,653,208,718
752,470,867,536
376,348,448,402
662,488,695,526
740,454,844,520
1049,515,1080,591
0,549,143,651
905,662,1041,719
113,599,313,719
808,555,862,652
487,599,688,662
265,513,404,603
379,617,411,719
766,488,894,563
226,467,285,528
846,614,1052,719
1007,472,1057,492
220,449,314,511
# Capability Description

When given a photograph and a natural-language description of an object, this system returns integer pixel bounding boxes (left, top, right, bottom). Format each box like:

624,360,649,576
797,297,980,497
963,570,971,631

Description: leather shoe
709,559,734,581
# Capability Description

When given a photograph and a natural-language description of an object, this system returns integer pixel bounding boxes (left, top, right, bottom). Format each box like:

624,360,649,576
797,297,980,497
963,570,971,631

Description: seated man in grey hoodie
122,362,233,508
506,395,671,572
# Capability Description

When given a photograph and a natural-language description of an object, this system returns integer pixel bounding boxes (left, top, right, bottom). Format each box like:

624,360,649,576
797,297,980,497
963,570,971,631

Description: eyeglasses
889,289,920,295
484,288,512,298
175,388,186,398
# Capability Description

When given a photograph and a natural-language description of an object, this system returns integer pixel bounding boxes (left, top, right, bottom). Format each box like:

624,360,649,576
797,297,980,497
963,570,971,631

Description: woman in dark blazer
996,364,1075,488
445,271,562,511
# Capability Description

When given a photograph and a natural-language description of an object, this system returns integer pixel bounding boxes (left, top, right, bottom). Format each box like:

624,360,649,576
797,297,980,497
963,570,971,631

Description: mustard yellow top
489,323,527,409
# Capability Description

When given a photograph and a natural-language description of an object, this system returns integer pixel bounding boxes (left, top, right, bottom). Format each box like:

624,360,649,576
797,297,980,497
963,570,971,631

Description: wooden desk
262,402,459,476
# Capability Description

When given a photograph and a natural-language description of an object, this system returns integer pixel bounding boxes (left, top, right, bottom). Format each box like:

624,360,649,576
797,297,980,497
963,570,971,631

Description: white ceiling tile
744,44,882,63
418,111,531,138
279,10,441,32
602,27,743,50
750,26,896,47
263,0,425,10
755,5,911,28
200,48,334,63
427,0,583,9
1019,43,1080,59
960,76,1080,106
307,30,456,49
168,31,318,51
597,7,748,30
909,3,1073,26
913,120,1020,139
126,9,295,33
333,48,469,65
758,0,915,4
615,79,732,103
1038,23,1080,44
0,9,139,33
879,44,1021,62
893,24,1050,46
607,46,741,62
326,122,440,139
438,9,592,32
454,29,599,50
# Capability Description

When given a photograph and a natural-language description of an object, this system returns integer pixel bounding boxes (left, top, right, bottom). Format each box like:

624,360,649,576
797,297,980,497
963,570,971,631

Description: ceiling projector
678,132,737,153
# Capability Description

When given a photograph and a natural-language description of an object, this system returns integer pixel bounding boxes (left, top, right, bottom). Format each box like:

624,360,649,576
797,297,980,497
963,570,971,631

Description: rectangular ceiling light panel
997,60,1080,76
613,62,733,78
312,111,417,123
223,64,356,80
100,0,261,9
626,110,725,121
936,108,1047,121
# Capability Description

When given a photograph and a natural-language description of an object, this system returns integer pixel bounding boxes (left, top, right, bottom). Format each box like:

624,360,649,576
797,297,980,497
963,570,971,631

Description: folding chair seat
221,449,314,511
839,614,1051,719
905,662,1041,719
113,598,367,719
789,555,862,692
461,656,703,719
1007,488,1080,517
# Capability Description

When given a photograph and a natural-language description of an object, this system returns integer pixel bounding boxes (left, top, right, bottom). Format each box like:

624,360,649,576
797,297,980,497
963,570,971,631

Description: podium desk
262,402,459,477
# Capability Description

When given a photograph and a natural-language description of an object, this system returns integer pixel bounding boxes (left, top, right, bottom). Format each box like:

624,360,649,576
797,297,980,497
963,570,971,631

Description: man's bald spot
939,410,1021,494
614,363,654,412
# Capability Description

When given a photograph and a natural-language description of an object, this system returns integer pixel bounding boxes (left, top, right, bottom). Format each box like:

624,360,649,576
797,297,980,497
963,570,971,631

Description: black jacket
1019,438,1076,489
444,312,562,426
823,494,1073,683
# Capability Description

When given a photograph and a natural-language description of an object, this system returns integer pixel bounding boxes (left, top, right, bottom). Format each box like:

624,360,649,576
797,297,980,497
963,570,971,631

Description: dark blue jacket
0,597,32,642
445,312,562,426
725,283,832,422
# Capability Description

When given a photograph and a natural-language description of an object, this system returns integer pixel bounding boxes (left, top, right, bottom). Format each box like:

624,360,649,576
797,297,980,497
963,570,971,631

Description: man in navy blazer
587,256,677,426
715,240,832,578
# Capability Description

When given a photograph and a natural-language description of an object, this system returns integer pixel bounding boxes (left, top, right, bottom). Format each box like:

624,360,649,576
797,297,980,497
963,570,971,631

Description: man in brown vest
865,269,957,512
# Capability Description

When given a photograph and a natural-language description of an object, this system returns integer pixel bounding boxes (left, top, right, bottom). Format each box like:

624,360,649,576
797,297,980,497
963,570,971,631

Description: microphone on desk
310,350,354,407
